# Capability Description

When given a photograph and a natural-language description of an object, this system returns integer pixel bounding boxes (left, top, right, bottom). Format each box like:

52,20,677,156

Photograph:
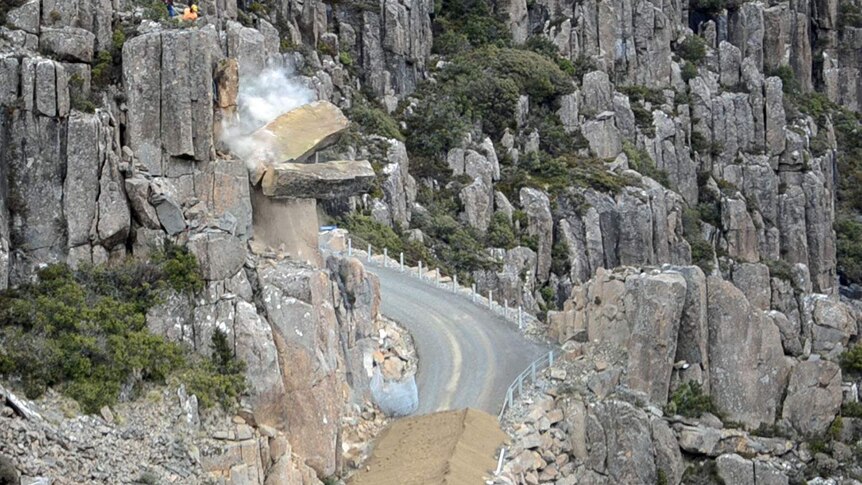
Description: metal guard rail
336,236,542,333
498,349,556,420
325,233,553,422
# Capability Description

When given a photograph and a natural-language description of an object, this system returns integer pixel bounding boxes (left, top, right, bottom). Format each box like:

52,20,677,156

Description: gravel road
367,264,550,415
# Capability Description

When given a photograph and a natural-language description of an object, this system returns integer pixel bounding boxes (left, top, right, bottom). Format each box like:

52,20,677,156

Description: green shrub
347,98,404,141
690,131,710,154
71,94,97,113
665,381,716,418
624,143,671,187
830,416,844,441
280,39,296,53
154,241,205,295
431,0,510,54
836,214,862,285
405,47,573,159
681,61,699,82
696,201,721,228
524,35,576,77
180,330,246,409
839,0,862,30
340,213,404,254
487,212,517,249
683,208,715,273
676,36,708,65
525,106,588,157
499,152,626,196
840,345,862,375
630,103,656,137
339,51,353,66
571,55,598,82
0,264,183,412
112,28,126,53
249,1,268,14
317,40,337,57
551,238,571,277
763,258,794,283
540,285,555,306
657,469,669,485
842,401,862,418
619,85,665,106
143,0,168,20
91,50,113,89
767,65,799,95
0,245,243,414
520,234,539,251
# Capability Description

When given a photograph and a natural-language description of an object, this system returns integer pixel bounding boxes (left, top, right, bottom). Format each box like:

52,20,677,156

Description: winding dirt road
367,264,549,415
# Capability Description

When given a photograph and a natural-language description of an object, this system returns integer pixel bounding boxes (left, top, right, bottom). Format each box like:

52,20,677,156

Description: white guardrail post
400,252,404,271
472,284,476,302
488,290,492,309
383,247,388,267
367,244,372,262
418,261,423,279
348,238,352,256
435,268,439,287
453,274,457,292
498,350,556,421
518,306,523,330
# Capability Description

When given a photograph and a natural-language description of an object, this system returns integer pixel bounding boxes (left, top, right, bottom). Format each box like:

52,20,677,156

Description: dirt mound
348,408,507,485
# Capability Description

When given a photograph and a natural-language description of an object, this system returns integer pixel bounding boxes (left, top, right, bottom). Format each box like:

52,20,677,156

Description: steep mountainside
0,0,861,483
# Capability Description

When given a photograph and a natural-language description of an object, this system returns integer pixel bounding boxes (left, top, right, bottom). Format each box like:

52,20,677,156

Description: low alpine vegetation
0,243,244,413
665,381,716,418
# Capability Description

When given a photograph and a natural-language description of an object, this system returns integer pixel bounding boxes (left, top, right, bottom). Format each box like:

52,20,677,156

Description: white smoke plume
221,65,315,167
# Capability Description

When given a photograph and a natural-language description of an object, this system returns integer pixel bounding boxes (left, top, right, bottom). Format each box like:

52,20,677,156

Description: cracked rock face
261,160,376,199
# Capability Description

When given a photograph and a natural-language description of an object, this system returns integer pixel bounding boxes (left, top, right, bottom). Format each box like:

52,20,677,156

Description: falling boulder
261,160,376,199
249,101,349,165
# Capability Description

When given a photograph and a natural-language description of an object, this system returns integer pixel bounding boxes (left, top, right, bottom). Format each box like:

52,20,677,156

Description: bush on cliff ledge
405,46,574,160
0,244,243,414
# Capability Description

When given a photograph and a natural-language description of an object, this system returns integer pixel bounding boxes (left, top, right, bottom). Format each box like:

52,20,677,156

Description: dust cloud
221,65,314,168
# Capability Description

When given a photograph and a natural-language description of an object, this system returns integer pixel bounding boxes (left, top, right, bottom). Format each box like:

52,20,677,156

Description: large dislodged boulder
249,101,349,165
261,160,375,199
782,359,842,437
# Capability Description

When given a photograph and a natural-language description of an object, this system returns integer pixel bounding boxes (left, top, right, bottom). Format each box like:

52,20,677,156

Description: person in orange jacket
182,4,198,21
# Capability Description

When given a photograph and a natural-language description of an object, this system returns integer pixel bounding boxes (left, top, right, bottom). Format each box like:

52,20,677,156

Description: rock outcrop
261,160,376,199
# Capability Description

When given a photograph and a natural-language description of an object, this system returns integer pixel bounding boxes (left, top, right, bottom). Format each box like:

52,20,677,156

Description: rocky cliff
1,0,861,482
0,0,419,483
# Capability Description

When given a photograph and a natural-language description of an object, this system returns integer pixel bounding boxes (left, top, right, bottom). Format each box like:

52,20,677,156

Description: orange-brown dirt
348,408,508,485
